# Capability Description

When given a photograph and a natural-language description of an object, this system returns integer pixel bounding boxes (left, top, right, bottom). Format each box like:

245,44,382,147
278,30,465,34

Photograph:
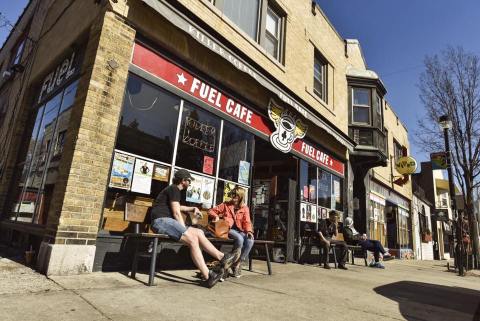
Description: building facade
0,0,412,274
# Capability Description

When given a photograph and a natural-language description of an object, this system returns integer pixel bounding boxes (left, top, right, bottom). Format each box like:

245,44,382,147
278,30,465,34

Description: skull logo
268,100,307,153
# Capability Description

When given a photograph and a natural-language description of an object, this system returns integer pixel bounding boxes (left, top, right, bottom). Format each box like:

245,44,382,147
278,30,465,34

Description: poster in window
186,173,203,204
152,164,170,182
203,156,214,175
200,176,215,208
303,186,309,201
317,206,322,221
109,152,135,190
238,160,250,185
309,184,316,201
300,202,307,222
310,204,317,223
321,207,327,220
131,159,154,194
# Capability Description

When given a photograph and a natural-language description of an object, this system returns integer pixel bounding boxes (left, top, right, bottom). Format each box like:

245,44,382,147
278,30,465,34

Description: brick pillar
37,12,135,275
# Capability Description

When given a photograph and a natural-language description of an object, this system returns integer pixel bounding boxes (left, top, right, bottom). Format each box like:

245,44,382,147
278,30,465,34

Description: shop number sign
132,43,344,176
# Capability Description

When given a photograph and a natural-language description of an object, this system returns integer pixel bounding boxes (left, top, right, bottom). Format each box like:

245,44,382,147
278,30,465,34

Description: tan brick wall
43,11,135,245
371,101,412,200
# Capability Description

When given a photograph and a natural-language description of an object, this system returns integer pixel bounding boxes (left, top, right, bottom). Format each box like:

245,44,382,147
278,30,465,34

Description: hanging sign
395,156,417,175
132,43,344,176
431,152,448,170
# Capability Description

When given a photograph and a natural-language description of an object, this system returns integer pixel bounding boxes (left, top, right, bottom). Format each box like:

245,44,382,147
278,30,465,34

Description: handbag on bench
208,219,230,239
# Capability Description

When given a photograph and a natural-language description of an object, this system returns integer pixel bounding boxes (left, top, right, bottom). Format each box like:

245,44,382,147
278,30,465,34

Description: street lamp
438,114,463,276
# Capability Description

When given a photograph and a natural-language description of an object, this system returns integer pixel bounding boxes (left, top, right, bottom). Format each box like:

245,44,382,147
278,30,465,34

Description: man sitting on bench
150,169,235,288
343,217,393,269
318,211,348,270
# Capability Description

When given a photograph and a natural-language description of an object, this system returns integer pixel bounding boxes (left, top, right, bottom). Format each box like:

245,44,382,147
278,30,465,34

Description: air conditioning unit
2,70,13,81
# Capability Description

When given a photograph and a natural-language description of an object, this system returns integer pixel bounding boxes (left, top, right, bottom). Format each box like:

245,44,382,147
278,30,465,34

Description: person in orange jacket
208,187,254,278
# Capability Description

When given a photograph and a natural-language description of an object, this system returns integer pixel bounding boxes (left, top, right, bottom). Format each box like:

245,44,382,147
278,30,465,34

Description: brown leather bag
208,219,230,239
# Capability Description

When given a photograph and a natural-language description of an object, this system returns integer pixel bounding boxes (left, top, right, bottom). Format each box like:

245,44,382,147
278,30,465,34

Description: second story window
10,38,26,66
393,140,403,163
216,0,285,62
313,53,328,103
352,88,371,124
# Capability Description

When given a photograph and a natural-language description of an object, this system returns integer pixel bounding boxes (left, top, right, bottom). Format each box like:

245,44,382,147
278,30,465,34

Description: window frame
393,139,403,164
313,52,328,103
352,87,372,125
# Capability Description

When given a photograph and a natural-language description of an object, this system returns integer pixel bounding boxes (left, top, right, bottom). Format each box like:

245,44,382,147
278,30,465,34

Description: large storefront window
10,80,79,224
175,102,221,175
116,74,180,163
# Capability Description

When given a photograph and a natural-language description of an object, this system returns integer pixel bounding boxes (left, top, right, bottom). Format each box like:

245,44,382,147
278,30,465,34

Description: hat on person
345,217,354,228
174,169,194,181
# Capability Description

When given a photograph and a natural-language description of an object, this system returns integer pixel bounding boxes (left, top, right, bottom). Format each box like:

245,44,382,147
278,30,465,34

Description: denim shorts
151,217,188,241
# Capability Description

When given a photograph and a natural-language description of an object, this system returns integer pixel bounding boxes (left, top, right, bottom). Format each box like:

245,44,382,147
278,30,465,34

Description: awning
435,179,460,193
140,0,355,151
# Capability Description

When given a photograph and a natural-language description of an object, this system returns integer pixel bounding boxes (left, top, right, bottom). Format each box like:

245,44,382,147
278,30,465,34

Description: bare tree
416,46,480,268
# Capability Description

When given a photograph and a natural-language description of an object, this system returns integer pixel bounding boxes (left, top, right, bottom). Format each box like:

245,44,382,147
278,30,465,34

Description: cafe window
175,102,221,175
299,160,317,203
116,74,181,164
219,120,254,183
10,80,79,224
313,53,328,103
352,87,371,124
317,169,331,208
10,37,26,67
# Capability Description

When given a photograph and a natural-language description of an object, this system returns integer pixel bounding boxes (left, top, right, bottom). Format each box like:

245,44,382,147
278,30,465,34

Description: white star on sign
177,73,187,86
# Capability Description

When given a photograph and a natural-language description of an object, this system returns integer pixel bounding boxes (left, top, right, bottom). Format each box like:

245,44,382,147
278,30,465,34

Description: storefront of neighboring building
412,188,434,260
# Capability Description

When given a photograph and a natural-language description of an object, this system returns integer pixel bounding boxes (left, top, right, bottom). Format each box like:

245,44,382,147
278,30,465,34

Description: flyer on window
300,202,307,222
238,160,250,185
152,164,170,182
186,173,203,203
109,152,135,190
203,156,214,175
310,204,317,223
200,176,215,208
131,160,154,194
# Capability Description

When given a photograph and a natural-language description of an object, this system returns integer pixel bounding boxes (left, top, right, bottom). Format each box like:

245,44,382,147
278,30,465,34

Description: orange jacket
208,203,253,233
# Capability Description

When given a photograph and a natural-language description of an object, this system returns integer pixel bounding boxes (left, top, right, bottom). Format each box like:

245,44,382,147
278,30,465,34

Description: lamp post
438,115,463,276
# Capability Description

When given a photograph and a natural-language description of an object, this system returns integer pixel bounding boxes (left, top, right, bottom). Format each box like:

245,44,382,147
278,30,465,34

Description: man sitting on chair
318,211,348,270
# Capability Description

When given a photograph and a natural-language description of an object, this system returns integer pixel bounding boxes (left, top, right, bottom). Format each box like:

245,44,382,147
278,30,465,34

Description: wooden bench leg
249,250,253,272
265,243,272,275
131,238,139,279
148,238,158,286
363,250,368,266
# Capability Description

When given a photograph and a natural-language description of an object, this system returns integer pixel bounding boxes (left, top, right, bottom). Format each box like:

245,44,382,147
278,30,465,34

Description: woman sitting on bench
343,217,393,269
208,187,254,278
150,169,235,288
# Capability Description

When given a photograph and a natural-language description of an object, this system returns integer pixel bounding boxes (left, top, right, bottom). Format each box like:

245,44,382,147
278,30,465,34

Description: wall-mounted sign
38,50,82,104
132,43,345,176
431,152,448,170
268,100,307,153
395,156,417,175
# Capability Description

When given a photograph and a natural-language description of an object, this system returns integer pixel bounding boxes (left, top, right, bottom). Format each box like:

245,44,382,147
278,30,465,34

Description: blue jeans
228,229,254,262
359,239,386,262
151,217,188,241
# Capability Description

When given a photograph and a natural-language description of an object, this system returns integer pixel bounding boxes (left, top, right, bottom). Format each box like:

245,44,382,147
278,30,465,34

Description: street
0,254,478,321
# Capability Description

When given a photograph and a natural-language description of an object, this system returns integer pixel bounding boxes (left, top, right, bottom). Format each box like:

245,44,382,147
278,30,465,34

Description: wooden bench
300,231,367,268
124,203,274,286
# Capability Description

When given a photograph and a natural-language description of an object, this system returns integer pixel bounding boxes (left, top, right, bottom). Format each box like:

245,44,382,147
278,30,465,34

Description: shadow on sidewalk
374,281,480,321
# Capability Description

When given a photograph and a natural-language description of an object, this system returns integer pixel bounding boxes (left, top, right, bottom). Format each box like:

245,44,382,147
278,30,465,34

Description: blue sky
2,1,480,163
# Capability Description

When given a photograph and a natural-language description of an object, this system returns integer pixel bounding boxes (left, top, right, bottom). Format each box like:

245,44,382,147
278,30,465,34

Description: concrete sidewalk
0,251,479,321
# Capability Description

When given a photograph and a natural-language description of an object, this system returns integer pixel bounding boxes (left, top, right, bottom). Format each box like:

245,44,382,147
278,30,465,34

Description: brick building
0,0,413,274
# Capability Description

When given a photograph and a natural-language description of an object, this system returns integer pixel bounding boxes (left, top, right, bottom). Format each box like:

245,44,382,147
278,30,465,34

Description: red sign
132,43,344,176
203,156,214,175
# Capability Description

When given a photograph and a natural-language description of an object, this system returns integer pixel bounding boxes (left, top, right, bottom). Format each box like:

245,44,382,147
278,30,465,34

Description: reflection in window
222,0,260,39
317,169,331,208
175,103,221,174
116,74,180,163
11,80,79,224
299,160,317,203
219,120,253,183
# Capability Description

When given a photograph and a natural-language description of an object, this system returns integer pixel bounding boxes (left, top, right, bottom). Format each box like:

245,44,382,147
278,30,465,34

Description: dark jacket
343,226,360,245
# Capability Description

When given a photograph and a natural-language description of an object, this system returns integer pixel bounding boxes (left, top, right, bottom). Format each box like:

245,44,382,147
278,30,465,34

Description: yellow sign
395,156,417,175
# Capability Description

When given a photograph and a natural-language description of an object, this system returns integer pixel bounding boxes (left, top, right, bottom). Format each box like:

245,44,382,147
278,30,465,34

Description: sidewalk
0,248,479,321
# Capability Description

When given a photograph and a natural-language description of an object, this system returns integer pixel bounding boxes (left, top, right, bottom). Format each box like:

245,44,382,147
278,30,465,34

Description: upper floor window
393,140,403,163
352,88,371,124
215,0,285,62
313,53,328,103
10,38,26,66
